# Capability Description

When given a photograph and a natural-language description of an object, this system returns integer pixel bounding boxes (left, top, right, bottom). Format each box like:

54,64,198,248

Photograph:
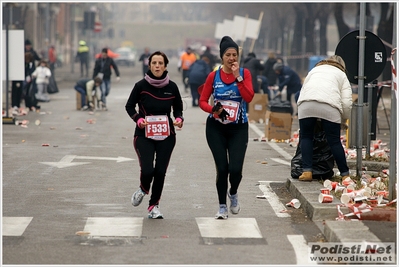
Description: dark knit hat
25,39,32,45
273,62,284,72
219,36,238,59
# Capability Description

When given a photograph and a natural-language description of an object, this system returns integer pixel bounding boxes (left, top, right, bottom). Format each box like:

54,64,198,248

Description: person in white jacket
32,59,52,102
296,55,352,182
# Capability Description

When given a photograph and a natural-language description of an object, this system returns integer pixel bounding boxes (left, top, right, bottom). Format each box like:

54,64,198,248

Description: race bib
145,115,170,140
213,100,240,124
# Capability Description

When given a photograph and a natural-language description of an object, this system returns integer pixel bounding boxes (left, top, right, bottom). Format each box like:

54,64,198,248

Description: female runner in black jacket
125,51,184,219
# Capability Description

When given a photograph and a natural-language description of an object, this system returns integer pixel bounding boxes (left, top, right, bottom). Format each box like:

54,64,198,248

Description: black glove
212,102,223,113
212,102,229,121
219,109,229,122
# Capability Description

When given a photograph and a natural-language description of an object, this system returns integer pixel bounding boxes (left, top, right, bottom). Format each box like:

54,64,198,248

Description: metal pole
5,6,11,118
366,82,373,157
70,3,75,73
355,3,366,177
388,3,397,202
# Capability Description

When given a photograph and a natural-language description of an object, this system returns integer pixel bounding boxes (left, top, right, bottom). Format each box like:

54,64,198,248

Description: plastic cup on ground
320,188,331,195
341,193,354,204
323,180,338,190
318,193,333,203
343,184,355,193
286,198,301,209
342,177,355,187
335,185,346,193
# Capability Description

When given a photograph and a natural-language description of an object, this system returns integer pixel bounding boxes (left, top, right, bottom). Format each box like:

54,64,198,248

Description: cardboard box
248,93,268,122
264,110,293,140
76,92,98,110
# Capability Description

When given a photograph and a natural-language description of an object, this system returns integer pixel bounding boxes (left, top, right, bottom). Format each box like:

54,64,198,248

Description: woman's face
222,48,238,68
150,55,166,77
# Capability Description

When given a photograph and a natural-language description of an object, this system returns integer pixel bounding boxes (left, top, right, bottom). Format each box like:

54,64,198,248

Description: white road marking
248,123,293,160
196,217,262,238
287,234,317,265
75,156,134,162
258,181,291,218
40,155,134,168
270,157,291,166
83,217,143,237
2,217,33,236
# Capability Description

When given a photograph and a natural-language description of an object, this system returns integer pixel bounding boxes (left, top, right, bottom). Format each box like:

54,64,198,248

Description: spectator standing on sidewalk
188,54,211,107
138,47,151,77
178,47,197,93
24,39,41,64
48,45,57,75
262,51,278,86
297,55,352,182
125,51,184,219
76,40,89,77
243,52,264,93
92,47,120,111
199,36,254,220
32,59,52,102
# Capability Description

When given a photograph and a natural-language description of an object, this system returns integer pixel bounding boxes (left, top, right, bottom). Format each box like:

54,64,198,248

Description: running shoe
215,204,228,219
228,190,240,214
131,188,145,207
148,205,163,219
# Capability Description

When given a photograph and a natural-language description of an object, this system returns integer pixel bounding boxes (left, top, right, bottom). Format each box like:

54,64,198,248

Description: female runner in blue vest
199,36,254,219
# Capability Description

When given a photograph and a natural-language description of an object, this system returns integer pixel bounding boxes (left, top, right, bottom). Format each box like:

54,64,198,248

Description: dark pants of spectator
11,80,24,108
189,83,201,107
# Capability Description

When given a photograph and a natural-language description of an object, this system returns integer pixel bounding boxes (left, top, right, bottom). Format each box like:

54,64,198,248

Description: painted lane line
270,157,291,166
258,181,291,218
248,123,293,160
287,234,317,265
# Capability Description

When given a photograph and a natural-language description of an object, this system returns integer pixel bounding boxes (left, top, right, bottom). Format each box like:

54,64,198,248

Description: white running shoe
228,190,240,214
131,188,146,207
215,204,228,219
148,205,163,219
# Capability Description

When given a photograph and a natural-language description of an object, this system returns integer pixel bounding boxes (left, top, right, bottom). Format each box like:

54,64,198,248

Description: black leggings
205,117,249,205
133,135,176,207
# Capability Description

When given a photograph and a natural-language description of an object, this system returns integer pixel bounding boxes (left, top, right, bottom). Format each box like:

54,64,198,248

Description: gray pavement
2,60,397,264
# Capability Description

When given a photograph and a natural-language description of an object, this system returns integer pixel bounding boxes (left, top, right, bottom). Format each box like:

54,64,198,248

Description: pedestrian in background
23,52,40,111
24,39,41,64
93,47,120,111
297,55,352,182
188,54,211,107
74,77,102,111
178,46,197,93
11,52,35,115
138,47,151,77
273,62,302,115
262,51,278,86
48,45,57,75
199,36,254,219
243,52,264,93
32,59,51,102
201,46,217,70
125,51,184,219
76,40,89,77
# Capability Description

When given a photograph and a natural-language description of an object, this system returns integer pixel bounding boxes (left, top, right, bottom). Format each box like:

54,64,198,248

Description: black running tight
205,117,249,205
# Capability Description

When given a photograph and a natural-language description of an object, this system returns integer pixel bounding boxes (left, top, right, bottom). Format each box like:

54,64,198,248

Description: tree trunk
334,3,350,39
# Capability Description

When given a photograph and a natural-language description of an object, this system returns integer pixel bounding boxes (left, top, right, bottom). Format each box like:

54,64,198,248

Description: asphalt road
2,61,333,265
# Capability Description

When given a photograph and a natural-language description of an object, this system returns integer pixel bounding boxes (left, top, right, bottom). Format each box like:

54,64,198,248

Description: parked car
114,47,136,67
